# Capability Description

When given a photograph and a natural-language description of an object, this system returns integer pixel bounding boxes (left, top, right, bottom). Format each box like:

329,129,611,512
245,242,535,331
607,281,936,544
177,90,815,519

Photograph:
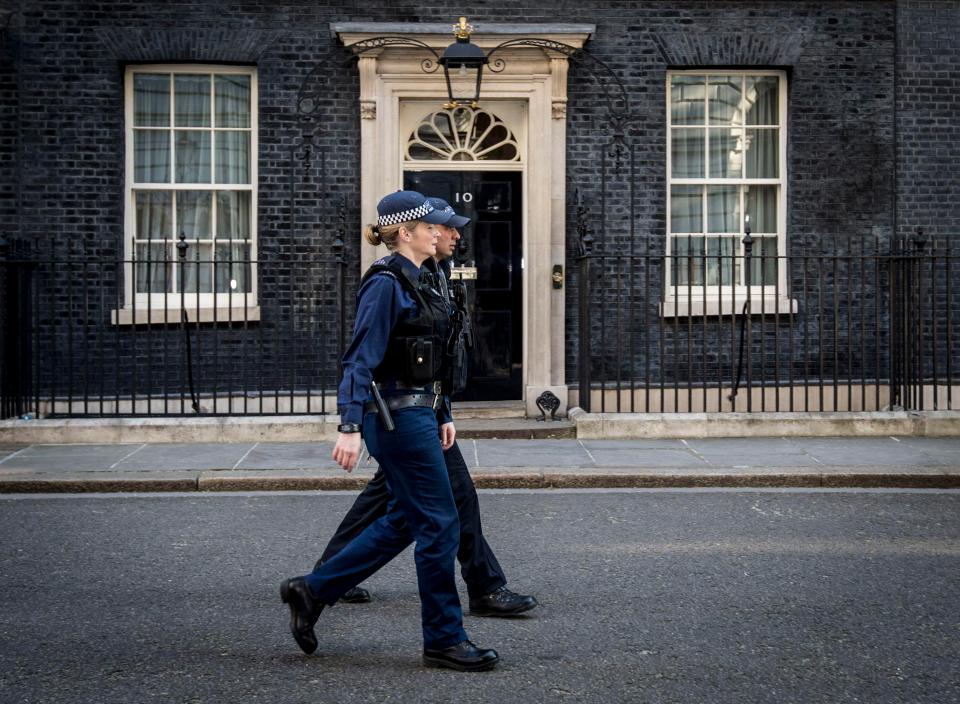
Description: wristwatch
337,422,362,434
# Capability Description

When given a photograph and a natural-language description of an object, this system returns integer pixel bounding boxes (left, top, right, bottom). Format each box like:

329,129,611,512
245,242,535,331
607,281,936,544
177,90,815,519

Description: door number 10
454,192,474,203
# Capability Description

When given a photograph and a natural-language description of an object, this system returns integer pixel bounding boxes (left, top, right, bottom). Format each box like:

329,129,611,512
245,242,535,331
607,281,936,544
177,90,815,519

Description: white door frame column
333,22,594,417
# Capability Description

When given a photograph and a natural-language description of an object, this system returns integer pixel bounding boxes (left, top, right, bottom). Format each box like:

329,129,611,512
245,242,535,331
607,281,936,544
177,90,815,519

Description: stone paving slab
578,439,690,450
686,438,822,467
0,443,146,471
233,442,342,470
113,442,255,470
473,439,592,467
591,448,707,468
796,437,953,466
893,437,960,464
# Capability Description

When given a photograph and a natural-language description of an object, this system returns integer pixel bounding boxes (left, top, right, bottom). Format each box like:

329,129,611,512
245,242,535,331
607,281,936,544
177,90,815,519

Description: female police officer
279,191,499,672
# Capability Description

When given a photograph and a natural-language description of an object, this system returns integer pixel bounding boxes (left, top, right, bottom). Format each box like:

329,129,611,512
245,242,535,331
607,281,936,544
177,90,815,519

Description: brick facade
0,1,956,412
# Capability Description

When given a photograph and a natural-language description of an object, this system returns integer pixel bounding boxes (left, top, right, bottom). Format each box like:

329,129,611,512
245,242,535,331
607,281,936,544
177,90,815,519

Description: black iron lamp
438,17,487,109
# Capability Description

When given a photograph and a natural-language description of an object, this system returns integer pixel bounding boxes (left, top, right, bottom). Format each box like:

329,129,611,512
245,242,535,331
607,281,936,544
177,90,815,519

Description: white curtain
134,191,171,292
134,74,169,127
175,74,210,127
216,75,250,128
174,130,210,183
215,132,249,184
177,191,212,293
133,131,169,183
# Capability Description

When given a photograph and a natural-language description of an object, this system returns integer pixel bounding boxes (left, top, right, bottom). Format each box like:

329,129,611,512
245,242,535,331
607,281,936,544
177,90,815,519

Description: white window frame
664,69,793,316
122,64,258,318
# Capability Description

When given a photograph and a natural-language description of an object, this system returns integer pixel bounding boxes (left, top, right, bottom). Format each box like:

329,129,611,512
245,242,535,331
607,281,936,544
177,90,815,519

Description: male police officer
314,197,538,617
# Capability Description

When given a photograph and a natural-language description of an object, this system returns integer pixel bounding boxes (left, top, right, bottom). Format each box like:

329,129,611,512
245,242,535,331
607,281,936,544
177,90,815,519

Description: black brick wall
896,0,960,240
1,0,956,410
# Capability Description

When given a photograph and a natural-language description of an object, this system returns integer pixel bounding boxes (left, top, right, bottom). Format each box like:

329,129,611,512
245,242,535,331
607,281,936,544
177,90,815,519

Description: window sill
111,307,261,326
660,297,797,319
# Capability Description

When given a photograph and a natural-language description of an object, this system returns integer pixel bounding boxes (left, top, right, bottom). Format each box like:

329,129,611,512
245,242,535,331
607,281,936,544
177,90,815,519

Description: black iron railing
575,233,958,413
0,244,348,418
2,233,957,418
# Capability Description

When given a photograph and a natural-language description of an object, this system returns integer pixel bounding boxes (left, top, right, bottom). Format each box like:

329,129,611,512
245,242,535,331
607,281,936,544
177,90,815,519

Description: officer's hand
332,432,363,472
439,422,456,450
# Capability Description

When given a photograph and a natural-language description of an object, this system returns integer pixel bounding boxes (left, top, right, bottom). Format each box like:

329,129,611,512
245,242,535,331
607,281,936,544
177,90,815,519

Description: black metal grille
0,246,347,418
574,232,958,413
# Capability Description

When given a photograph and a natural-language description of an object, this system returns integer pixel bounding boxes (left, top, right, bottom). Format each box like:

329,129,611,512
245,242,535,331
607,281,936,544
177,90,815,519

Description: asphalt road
1,489,958,704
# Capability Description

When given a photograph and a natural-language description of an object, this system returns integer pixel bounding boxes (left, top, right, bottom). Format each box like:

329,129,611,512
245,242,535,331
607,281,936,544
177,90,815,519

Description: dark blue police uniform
302,253,466,649
316,255,507,600
280,191,499,671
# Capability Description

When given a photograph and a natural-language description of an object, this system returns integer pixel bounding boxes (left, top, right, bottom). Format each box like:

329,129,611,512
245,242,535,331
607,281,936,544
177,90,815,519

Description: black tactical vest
361,253,453,387
426,258,472,395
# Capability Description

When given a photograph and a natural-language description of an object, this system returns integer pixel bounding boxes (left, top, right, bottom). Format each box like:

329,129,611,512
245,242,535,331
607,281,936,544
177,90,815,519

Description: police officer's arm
333,275,409,471
439,420,455,450
437,397,455,450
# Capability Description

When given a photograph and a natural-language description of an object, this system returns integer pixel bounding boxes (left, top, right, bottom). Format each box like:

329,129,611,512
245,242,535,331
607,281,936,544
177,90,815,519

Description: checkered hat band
378,202,433,227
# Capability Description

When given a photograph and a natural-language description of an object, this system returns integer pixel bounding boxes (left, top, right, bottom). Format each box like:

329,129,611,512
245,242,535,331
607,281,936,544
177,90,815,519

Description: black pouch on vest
405,337,435,385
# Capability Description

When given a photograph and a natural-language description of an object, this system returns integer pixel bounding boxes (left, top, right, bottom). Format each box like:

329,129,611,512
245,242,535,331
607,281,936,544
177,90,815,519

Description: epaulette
361,253,421,293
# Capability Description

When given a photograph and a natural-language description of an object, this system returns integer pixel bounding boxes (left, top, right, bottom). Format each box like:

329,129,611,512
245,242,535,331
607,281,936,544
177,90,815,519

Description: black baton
370,381,395,432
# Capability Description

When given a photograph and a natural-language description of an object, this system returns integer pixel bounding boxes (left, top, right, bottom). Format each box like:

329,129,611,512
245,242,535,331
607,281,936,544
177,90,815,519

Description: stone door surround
333,22,594,416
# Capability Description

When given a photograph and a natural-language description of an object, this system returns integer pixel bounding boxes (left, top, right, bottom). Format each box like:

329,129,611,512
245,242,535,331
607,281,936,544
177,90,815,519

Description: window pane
215,131,250,183
174,74,211,127
176,191,212,240
671,75,704,125
134,243,172,293
216,75,251,128
746,77,779,125
745,128,778,178
708,128,743,178
745,185,777,233
748,237,778,286
671,236,705,286
707,185,740,233
174,130,211,183
706,236,737,287
133,74,169,127
670,186,702,233
671,129,704,178
708,75,742,126
135,191,172,240
216,191,250,240
133,131,170,183
181,243,212,293
215,243,251,293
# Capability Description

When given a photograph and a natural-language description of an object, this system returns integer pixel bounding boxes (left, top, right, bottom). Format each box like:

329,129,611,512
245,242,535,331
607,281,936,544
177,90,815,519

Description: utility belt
390,381,442,394
363,392,443,415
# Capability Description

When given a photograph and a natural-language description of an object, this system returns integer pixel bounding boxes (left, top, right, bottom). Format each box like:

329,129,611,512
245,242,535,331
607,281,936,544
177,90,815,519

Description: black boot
339,586,372,603
469,586,539,617
423,640,499,671
279,577,324,654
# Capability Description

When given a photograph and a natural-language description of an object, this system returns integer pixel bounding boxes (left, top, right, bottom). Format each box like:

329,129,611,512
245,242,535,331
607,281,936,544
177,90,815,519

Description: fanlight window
406,107,520,162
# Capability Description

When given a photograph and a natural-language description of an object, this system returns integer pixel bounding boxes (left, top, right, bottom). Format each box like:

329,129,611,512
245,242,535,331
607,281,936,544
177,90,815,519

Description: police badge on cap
376,191,450,228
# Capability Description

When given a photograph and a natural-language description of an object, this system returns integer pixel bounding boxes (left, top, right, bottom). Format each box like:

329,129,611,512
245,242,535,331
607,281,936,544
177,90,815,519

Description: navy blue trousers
304,407,467,649
318,440,506,599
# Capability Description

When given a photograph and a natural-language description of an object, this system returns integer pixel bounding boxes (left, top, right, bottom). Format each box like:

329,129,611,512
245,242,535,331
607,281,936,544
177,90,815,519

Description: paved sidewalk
1,436,958,492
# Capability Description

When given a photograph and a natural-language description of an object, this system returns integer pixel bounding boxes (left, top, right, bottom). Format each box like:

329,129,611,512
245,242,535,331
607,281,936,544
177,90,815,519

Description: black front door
403,170,523,401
